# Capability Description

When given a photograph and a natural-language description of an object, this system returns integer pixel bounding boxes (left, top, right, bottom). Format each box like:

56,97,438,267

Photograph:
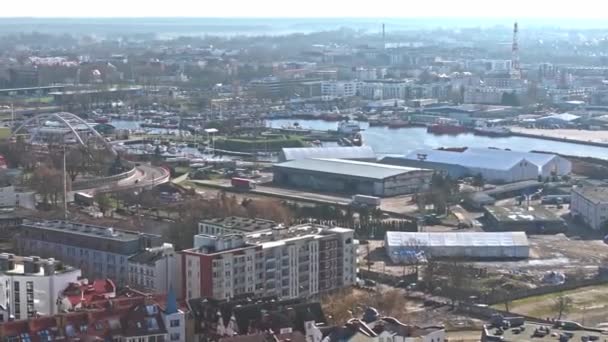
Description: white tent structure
466,148,571,178
384,231,529,262
404,149,538,183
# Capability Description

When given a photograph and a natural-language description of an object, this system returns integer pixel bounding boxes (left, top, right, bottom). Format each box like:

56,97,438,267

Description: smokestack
382,23,386,49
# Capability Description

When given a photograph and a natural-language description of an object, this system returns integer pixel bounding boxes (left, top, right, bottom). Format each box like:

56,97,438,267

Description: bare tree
28,166,69,206
444,261,471,306
553,293,574,320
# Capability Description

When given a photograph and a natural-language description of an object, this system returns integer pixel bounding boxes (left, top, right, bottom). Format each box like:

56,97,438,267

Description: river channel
267,119,608,159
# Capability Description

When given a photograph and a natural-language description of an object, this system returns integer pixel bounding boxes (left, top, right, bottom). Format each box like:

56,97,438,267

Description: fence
359,268,417,286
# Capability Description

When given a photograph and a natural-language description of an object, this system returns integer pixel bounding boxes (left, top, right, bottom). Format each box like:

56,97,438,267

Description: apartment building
128,243,181,297
16,220,161,286
198,216,276,236
360,80,412,100
321,81,360,98
0,253,81,321
571,185,608,230
181,224,357,301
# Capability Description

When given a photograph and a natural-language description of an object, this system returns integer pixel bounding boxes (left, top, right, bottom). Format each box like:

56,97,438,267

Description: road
72,163,170,198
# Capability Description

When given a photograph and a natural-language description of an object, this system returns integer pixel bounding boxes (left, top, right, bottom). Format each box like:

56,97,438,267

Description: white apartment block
181,224,357,301
0,254,81,321
361,80,412,100
321,81,360,98
128,243,181,298
571,186,608,230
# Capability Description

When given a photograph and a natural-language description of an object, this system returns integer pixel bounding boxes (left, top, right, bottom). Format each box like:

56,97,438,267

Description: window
13,281,19,292
170,333,181,341
170,319,180,327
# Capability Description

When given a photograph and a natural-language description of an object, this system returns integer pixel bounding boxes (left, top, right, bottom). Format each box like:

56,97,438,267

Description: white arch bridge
11,112,117,155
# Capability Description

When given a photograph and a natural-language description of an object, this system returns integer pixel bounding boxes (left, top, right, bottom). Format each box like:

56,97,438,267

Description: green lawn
492,283,608,324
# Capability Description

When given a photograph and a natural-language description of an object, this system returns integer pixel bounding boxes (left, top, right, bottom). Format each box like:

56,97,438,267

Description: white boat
144,144,155,152
168,147,178,154
338,121,361,134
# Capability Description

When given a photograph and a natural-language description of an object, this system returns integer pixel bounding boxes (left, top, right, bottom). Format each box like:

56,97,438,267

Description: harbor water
267,119,608,159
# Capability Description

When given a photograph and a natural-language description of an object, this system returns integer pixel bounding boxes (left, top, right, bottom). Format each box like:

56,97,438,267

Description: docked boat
94,116,110,124
338,121,361,135
473,126,511,137
427,123,468,135
387,120,410,129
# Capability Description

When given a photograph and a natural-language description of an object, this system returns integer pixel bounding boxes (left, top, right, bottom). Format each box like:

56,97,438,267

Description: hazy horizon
2,0,607,19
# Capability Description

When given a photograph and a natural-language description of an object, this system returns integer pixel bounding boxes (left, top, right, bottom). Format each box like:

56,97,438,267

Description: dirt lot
510,127,608,144
493,283,608,327
445,330,482,342
361,233,608,284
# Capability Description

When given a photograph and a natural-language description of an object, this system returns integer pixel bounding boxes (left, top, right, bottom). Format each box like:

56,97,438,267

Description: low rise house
571,185,608,230
0,288,186,341
57,278,116,312
324,308,445,342
187,296,326,342
483,205,567,233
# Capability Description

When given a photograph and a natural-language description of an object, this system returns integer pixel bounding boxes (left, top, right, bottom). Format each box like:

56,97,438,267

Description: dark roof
122,303,167,337
128,250,165,264
201,216,277,232
188,296,326,336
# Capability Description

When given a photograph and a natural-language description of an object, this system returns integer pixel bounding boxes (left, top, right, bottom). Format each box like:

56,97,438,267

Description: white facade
0,254,81,321
0,186,35,209
321,81,359,98
128,243,181,298
361,81,411,100
571,186,608,230
162,308,186,342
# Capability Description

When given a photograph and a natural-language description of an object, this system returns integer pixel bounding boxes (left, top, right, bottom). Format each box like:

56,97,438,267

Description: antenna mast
511,22,521,79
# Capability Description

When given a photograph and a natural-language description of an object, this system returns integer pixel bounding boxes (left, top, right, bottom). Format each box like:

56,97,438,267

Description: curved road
73,163,170,197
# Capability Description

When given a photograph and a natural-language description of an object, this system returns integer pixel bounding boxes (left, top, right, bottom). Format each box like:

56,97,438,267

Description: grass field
492,283,608,326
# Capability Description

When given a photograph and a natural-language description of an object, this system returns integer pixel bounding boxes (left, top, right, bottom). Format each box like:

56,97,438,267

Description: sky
1,0,607,18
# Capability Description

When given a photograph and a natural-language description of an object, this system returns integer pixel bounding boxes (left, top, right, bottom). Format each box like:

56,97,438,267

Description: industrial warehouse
279,146,377,162
272,158,433,196
483,205,567,233
384,231,530,262
380,148,571,183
